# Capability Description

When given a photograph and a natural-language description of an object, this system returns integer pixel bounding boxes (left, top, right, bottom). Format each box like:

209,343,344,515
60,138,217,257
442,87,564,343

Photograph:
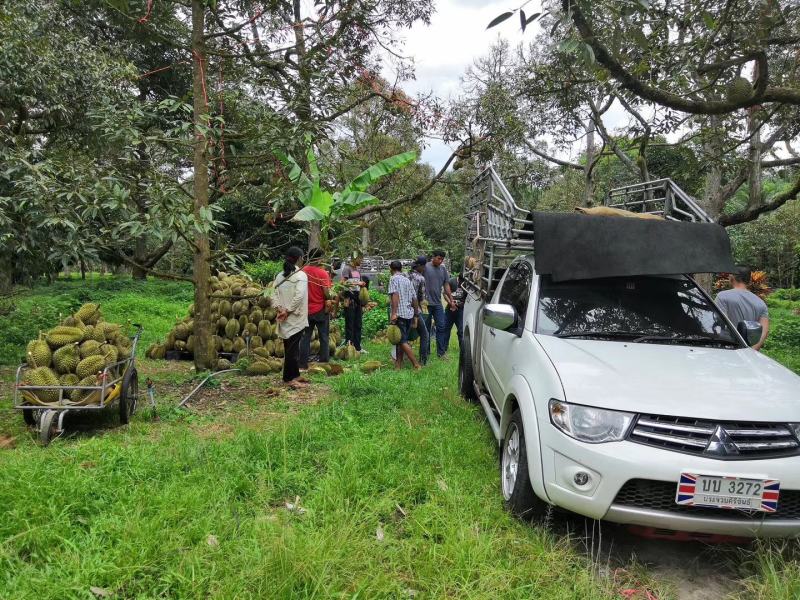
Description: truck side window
498,262,533,333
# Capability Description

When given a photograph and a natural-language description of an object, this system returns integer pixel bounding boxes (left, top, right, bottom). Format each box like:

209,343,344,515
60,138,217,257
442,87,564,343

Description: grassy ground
1,278,800,599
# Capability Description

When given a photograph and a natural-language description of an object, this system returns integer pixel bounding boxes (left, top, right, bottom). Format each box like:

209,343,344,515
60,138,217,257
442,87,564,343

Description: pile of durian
146,272,344,370
20,303,133,405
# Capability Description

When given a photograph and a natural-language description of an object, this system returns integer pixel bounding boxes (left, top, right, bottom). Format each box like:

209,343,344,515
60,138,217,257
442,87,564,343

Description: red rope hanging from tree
138,0,154,24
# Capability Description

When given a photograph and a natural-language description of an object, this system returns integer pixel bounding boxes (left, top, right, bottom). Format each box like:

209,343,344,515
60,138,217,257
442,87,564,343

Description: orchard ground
0,276,799,599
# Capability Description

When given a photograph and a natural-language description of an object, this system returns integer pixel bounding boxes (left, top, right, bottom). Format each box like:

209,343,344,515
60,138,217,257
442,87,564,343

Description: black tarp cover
531,212,736,282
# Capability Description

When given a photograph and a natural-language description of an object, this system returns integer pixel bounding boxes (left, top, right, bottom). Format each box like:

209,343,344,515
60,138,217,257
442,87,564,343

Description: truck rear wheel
502,409,549,520
458,336,478,402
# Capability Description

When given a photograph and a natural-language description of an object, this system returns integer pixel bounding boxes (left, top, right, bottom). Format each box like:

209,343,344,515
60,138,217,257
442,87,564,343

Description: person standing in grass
389,260,421,370
423,250,455,359
340,255,365,352
299,248,331,369
443,272,466,353
274,246,308,387
407,256,430,365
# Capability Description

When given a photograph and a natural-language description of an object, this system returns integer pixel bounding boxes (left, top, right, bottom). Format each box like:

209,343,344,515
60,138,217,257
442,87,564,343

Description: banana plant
274,146,417,223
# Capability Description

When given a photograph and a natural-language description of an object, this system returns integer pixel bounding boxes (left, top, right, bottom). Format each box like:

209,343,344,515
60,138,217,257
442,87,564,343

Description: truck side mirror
737,320,763,347
484,304,517,331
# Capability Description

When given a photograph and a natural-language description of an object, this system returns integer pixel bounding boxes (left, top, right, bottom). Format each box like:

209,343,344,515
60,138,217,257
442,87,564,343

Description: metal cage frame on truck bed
462,168,713,299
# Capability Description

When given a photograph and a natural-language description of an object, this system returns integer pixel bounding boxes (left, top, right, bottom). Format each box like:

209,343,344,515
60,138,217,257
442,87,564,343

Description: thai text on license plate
676,473,780,512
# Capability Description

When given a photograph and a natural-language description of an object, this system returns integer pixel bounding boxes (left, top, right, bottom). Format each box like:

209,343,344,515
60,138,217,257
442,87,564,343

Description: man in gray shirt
716,266,770,351
423,249,455,358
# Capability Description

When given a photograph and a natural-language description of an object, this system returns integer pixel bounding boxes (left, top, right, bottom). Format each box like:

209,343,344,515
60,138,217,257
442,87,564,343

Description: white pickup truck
459,169,800,538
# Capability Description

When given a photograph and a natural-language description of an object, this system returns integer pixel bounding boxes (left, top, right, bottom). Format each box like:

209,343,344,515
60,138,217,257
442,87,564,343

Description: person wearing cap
407,256,430,365
299,247,332,369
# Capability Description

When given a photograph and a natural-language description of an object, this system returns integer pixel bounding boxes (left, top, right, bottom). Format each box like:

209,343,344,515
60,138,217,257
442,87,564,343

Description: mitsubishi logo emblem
705,426,739,456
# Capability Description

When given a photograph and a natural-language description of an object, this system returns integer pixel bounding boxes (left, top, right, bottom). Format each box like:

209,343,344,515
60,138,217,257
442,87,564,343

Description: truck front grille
628,414,800,460
614,479,800,520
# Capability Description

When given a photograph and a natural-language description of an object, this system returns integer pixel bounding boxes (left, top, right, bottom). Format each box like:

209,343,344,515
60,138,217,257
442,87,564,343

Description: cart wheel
120,368,138,424
39,410,59,446
23,409,36,427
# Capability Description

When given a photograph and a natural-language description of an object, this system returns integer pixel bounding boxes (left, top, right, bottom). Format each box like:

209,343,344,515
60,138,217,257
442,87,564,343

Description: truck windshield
536,275,740,347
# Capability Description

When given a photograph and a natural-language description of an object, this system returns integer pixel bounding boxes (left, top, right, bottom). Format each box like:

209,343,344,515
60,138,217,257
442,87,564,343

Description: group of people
270,246,467,387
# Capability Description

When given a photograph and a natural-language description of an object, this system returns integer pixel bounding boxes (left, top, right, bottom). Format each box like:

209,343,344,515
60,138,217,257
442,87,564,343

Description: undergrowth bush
243,260,283,285
771,288,800,302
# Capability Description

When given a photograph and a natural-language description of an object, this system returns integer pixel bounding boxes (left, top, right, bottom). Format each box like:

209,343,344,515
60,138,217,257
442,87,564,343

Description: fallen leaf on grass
376,524,384,542
0,435,17,450
80,461,97,469
90,586,112,598
437,479,448,491
395,504,407,518
285,496,306,514
206,534,219,548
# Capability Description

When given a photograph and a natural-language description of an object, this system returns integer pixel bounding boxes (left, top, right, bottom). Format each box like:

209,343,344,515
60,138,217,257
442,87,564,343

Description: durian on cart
13,303,143,445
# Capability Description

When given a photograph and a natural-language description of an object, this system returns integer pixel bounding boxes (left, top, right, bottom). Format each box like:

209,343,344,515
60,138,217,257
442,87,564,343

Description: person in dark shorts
388,260,421,370
443,272,466,353
340,255,365,351
716,266,770,350
299,248,331,369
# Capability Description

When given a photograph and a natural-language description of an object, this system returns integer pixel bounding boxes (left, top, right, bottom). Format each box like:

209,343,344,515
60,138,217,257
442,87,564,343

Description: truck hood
535,335,800,421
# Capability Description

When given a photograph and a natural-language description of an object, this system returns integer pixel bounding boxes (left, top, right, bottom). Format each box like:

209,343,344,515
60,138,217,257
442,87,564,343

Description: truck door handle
489,329,496,337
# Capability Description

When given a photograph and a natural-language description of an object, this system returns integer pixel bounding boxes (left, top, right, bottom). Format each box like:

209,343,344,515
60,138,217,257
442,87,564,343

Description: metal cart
13,325,143,445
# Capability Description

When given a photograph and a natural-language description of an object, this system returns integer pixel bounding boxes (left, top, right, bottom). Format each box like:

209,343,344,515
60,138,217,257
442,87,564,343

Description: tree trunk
0,252,12,294
583,119,595,207
308,222,321,250
701,117,724,220
132,235,148,280
191,0,214,371
746,107,763,210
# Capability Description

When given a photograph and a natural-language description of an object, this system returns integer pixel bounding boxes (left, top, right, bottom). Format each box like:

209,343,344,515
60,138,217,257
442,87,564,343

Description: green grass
0,355,619,599
0,276,192,365
763,295,800,373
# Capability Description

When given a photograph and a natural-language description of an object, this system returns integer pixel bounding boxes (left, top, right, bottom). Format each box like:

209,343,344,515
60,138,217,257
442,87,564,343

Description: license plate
676,473,780,512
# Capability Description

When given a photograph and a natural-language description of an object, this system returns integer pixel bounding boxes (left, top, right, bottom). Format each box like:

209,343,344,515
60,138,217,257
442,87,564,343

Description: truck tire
458,336,478,402
502,409,549,520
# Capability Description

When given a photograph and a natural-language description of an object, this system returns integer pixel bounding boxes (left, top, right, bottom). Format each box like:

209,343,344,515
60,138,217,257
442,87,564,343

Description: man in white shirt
274,246,308,385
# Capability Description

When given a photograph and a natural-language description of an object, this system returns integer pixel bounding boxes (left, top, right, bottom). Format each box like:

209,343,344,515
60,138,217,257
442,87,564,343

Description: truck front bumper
539,433,800,538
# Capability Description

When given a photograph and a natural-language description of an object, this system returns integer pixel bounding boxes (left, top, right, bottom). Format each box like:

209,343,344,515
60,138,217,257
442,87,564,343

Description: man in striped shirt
388,260,421,370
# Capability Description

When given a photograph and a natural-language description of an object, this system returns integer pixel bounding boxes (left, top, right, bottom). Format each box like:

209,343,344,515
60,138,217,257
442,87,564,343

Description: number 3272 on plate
676,473,780,512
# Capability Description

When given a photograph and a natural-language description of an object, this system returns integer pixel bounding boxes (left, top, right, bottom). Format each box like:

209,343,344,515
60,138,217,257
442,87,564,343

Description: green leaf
292,206,326,221
520,9,527,31
487,11,514,30
525,12,542,25
343,151,417,195
274,150,312,202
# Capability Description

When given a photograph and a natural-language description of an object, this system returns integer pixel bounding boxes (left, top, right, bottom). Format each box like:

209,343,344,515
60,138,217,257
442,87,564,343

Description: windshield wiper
632,333,740,347
555,330,650,340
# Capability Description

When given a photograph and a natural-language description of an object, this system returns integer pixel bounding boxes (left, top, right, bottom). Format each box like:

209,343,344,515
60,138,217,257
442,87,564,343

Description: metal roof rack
463,168,713,299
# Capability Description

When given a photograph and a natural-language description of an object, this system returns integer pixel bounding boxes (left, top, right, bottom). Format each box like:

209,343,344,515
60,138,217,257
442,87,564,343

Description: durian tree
486,0,800,225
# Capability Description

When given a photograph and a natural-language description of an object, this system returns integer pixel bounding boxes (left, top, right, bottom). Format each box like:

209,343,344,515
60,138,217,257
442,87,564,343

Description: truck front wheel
502,409,549,520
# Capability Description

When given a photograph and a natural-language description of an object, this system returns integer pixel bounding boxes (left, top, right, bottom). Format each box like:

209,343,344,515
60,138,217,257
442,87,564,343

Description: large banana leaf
341,151,417,198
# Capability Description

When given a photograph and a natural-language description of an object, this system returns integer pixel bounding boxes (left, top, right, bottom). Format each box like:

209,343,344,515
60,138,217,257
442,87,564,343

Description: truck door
481,261,534,409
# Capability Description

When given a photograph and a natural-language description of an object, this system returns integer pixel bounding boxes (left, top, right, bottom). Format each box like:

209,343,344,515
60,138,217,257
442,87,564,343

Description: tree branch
719,173,800,226
524,140,582,169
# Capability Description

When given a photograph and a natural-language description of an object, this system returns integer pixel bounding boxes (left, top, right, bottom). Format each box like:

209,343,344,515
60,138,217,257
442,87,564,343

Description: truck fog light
573,471,590,486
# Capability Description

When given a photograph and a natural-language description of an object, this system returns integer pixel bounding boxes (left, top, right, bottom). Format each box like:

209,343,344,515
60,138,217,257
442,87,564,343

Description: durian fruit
46,326,84,348
77,355,106,379
308,365,327,375
213,335,223,352
250,308,263,324
52,343,80,375
257,295,271,309
174,323,190,341
174,340,187,352
26,335,52,368
253,347,270,359
727,77,752,103
329,340,336,355
61,315,87,332
70,375,99,402
117,343,131,361
151,344,167,360
220,300,232,318
245,322,258,337
80,339,103,359
335,346,347,360
250,335,263,348
274,339,284,358
222,339,234,353
359,287,370,306
246,361,272,376
59,373,80,386
22,366,60,403
264,308,278,321
387,325,402,345
310,340,321,354
215,358,233,370
75,303,102,325
232,337,246,353
347,343,359,360
186,335,195,353
258,320,271,339
217,315,228,332
225,319,240,340
145,343,157,359
238,315,248,330
362,360,383,373
328,363,344,376
100,343,119,364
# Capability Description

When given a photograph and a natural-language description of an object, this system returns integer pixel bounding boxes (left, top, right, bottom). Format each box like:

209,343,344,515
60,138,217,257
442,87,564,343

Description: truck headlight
548,400,635,443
